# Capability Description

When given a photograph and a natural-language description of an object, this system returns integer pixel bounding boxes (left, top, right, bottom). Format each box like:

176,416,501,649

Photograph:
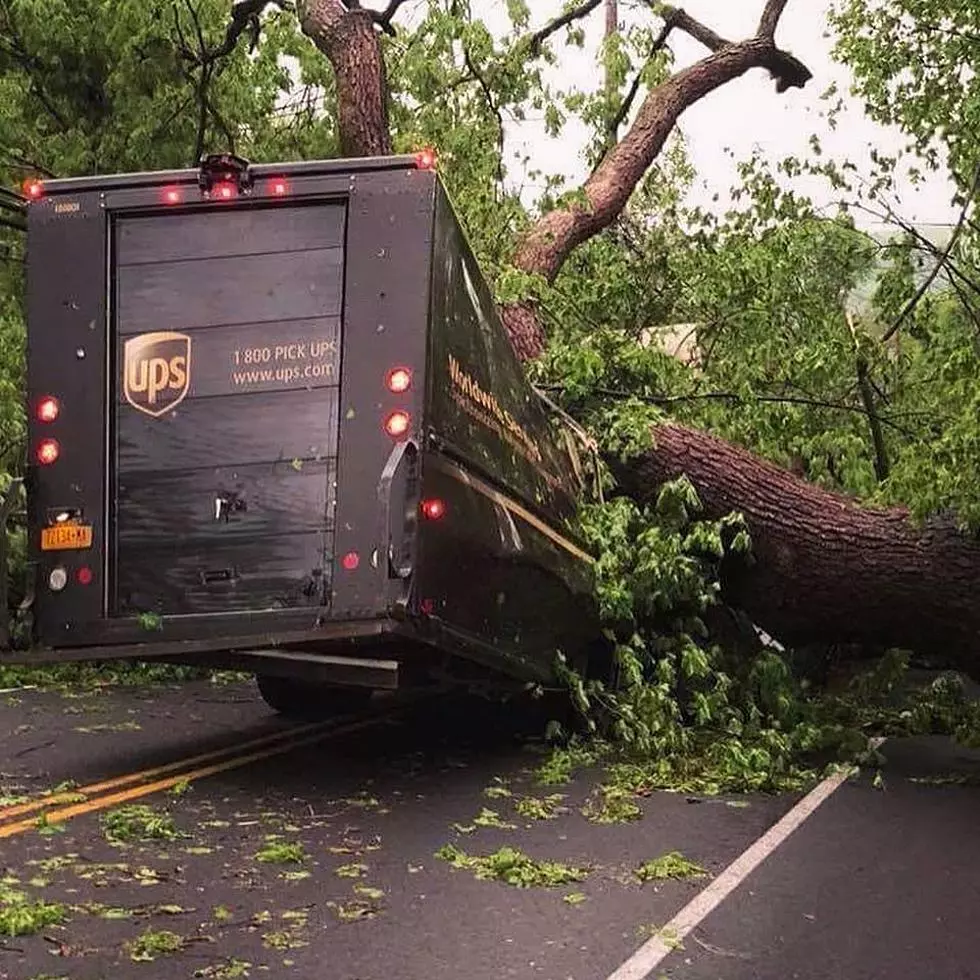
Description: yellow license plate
41,523,93,551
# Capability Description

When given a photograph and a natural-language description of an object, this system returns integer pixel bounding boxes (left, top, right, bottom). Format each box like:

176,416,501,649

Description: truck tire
255,674,373,721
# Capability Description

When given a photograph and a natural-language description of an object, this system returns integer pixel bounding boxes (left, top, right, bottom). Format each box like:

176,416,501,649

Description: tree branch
757,0,790,39
529,0,602,56
369,0,411,36
652,5,729,52
607,9,683,138
881,158,980,343
510,38,811,284
208,0,277,60
462,49,505,184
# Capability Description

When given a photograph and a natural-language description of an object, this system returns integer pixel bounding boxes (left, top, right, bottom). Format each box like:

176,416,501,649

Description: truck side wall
416,185,597,680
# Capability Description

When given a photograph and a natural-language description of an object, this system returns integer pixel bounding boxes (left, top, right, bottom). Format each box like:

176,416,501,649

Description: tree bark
296,0,392,157
610,423,980,674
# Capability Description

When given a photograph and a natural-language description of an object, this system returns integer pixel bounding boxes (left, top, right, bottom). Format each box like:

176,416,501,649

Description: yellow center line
0,711,400,840
0,716,335,823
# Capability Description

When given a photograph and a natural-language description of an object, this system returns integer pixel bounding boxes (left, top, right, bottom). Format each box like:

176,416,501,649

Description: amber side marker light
384,410,411,438
36,396,60,423
36,439,60,465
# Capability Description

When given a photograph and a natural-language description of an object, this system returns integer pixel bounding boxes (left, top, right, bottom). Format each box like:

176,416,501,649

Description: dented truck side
8,154,599,711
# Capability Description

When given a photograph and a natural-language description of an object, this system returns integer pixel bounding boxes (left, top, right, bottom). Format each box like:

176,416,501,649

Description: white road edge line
605,737,887,980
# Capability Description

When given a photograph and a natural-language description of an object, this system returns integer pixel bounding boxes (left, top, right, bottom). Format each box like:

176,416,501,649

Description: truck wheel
255,674,373,720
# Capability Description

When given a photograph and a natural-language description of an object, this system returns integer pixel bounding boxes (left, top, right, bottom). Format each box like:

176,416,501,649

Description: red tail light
36,396,60,423
24,179,43,200
270,178,289,196
421,498,446,520
386,367,412,393
342,551,360,571
163,187,182,205
36,439,60,465
213,182,237,200
77,567,94,586
384,410,410,438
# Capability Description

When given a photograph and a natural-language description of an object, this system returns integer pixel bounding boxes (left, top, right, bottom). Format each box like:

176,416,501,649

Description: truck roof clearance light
386,367,412,393
384,410,411,438
415,147,438,170
421,498,446,520
36,439,60,465
342,551,360,571
36,396,60,423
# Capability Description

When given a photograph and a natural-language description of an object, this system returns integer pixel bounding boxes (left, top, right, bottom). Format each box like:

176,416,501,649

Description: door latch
214,492,246,522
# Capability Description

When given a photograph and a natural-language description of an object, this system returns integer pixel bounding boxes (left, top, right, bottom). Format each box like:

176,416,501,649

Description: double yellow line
0,699,414,840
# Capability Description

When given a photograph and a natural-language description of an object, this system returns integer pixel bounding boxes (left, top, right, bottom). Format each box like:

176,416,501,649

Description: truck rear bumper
0,616,396,667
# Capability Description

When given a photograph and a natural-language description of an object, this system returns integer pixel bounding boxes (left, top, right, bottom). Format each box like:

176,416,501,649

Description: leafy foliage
435,843,589,888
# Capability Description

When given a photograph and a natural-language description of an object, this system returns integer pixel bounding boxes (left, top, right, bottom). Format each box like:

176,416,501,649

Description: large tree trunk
296,1,392,157
611,424,980,674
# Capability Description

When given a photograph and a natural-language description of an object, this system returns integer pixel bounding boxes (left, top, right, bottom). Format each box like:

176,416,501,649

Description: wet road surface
1,676,978,980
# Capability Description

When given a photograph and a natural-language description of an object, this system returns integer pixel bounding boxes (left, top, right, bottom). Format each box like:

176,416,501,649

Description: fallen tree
610,423,980,673
219,0,979,675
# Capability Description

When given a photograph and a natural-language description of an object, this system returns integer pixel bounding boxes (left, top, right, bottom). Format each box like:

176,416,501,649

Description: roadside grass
0,662,249,693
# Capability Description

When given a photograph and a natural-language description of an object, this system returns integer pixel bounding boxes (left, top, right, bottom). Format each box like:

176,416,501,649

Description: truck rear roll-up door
111,202,346,618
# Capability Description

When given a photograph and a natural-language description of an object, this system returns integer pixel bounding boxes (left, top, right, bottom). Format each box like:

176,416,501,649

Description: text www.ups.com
231,340,336,388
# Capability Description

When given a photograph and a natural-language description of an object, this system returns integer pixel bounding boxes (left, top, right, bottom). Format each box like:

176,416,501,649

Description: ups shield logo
123,331,191,418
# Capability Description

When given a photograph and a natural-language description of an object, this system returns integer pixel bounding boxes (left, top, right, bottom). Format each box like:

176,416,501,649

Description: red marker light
270,179,288,196
386,367,412,393
36,396,60,423
342,551,360,571
213,182,236,200
163,187,181,205
24,180,43,200
36,439,60,465
384,410,411,438
414,147,438,170
421,498,446,520
77,566,94,586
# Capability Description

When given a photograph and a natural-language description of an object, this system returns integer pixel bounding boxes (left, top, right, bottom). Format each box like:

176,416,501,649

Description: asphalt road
1,677,978,980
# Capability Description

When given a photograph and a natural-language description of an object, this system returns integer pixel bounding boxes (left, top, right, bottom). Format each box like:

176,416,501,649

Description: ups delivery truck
7,152,599,717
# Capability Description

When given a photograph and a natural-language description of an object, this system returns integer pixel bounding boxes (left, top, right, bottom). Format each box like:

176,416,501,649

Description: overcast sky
448,0,958,231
